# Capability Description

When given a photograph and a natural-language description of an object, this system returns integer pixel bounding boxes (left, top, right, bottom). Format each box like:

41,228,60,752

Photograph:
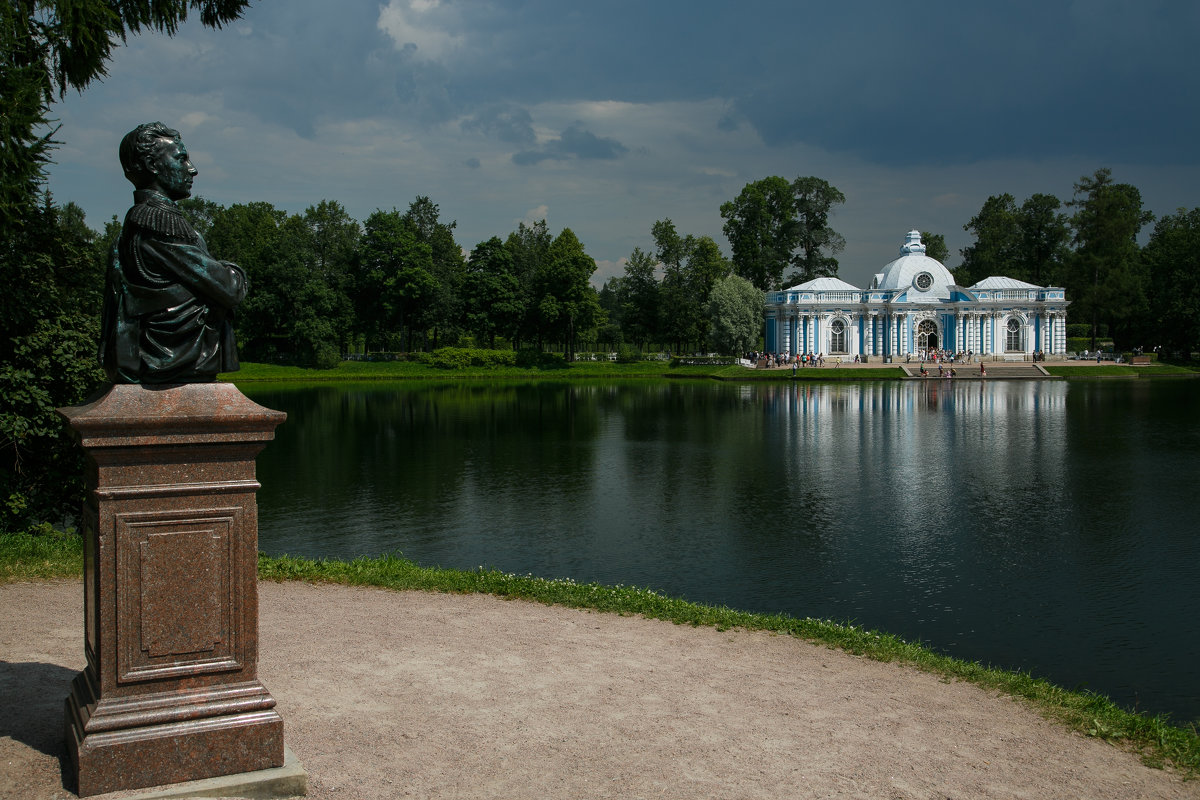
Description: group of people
908,349,975,365
751,352,836,368
918,361,987,378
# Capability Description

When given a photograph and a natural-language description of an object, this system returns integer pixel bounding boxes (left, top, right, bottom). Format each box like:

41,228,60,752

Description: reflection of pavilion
764,231,1070,360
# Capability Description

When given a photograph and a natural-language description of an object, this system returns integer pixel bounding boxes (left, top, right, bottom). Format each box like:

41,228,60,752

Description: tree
1141,208,1200,357
464,237,524,348
532,228,602,360
178,196,223,239
403,196,464,348
653,219,702,351
205,201,349,368
299,200,358,353
0,198,106,529
357,209,435,352
788,176,846,285
956,194,1020,287
1017,193,1069,286
618,247,660,349
920,231,950,265
504,220,552,349
720,176,797,291
1065,168,1154,350
686,235,731,302
707,275,764,355
0,0,250,531
206,201,288,360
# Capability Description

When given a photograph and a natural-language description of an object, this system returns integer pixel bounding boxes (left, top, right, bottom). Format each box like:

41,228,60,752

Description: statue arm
140,237,248,310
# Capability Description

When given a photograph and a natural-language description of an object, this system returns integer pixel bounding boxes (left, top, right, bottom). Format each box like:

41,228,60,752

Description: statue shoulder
124,197,198,243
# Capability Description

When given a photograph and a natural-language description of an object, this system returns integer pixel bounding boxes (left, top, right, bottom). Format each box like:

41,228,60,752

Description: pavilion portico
764,231,1069,360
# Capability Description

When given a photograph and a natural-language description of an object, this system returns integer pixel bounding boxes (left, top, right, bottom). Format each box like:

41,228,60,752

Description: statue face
148,138,198,201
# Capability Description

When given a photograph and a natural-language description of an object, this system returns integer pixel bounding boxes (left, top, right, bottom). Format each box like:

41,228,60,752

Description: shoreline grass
221,359,910,384
220,358,1198,385
1045,362,1200,378
5,531,1196,776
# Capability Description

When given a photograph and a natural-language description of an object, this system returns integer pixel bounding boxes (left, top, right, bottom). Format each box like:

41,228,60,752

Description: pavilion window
1006,318,1022,352
829,319,847,354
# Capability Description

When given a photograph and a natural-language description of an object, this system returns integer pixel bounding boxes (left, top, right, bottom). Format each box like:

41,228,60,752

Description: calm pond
243,377,1200,724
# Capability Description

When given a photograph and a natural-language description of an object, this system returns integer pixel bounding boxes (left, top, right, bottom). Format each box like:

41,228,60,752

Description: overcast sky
45,0,1200,289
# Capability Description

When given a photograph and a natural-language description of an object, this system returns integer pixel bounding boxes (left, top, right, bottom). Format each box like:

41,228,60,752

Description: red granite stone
59,383,289,797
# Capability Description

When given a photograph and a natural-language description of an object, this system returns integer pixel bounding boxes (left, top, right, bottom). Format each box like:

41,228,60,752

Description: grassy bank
221,359,909,383
1045,362,1200,378
222,358,1198,385
4,531,1196,776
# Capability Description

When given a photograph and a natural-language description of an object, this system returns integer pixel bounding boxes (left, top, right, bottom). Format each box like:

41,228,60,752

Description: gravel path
2,580,1196,799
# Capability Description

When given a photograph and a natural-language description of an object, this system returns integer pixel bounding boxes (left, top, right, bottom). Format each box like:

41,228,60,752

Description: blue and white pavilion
764,231,1070,360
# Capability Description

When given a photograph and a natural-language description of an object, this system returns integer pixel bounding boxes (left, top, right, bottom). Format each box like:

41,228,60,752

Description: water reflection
245,378,1199,723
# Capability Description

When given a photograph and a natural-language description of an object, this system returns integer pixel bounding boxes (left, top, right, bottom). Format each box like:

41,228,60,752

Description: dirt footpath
2,580,1196,799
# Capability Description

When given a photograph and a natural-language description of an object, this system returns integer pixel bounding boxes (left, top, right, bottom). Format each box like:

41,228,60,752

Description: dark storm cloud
113,0,1200,166
461,105,537,146
512,122,629,165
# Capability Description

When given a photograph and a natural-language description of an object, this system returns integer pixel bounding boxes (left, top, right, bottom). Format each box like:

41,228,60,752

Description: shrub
421,348,520,369
312,343,341,370
615,344,641,363
1066,323,1109,338
469,349,516,368
428,347,473,369
515,349,568,369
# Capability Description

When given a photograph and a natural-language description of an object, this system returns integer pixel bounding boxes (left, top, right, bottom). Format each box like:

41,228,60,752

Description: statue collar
132,189,179,208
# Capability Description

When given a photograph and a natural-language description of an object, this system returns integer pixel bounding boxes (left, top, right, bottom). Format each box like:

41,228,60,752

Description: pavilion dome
869,230,957,303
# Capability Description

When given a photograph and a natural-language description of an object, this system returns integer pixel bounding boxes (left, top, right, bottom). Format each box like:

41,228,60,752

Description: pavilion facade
763,231,1069,360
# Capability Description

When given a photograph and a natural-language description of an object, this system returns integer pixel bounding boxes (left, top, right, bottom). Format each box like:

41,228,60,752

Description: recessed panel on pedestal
116,508,244,683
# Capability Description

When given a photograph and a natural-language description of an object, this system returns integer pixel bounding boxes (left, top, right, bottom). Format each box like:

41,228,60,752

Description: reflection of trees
246,381,603,555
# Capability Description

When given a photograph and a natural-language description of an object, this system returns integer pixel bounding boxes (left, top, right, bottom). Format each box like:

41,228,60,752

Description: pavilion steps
902,362,1052,379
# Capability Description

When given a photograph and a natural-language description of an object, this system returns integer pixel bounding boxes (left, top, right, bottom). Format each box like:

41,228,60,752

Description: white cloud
520,205,550,226
377,0,460,60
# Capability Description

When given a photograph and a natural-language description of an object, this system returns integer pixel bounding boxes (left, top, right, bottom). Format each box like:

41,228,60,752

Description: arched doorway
917,319,938,351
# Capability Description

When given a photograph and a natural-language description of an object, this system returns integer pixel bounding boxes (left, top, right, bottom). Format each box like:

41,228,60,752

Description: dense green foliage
1142,208,1200,356
955,192,1070,288
706,275,764,354
1,1,250,533
954,170,1199,358
719,175,846,291
1065,169,1155,351
920,231,949,264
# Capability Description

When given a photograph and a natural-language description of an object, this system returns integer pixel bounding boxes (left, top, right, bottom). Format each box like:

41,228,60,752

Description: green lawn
4,530,1197,777
221,359,911,384
1044,362,1200,378
224,357,1198,385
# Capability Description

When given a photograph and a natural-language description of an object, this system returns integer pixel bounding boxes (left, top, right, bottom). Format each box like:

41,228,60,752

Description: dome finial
900,230,926,255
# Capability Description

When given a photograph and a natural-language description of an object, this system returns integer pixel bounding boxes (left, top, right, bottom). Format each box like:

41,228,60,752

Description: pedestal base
58,384,290,797
66,671,284,797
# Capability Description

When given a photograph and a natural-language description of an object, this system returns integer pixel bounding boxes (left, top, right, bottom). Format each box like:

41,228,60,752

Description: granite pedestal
59,383,295,797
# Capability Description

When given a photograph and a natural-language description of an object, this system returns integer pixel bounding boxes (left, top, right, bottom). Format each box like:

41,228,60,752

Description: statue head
119,122,197,201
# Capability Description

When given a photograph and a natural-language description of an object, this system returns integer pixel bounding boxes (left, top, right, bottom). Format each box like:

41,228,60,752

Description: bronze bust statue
99,122,247,383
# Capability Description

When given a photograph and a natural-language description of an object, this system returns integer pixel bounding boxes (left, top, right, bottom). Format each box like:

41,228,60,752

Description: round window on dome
914,272,933,291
